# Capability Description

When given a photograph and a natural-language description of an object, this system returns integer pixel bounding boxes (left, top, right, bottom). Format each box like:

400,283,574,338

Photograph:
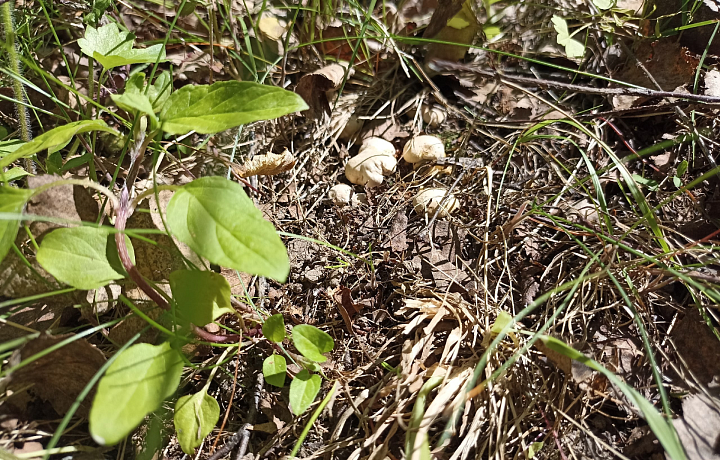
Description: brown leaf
673,393,720,460
6,334,106,417
295,64,353,117
423,0,481,65
232,149,296,178
672,308,720,387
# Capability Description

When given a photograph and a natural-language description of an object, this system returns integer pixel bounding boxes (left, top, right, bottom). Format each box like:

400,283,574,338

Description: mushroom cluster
332,134,458,218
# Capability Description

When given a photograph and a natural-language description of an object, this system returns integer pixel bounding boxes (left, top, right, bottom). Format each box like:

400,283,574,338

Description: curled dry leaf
403,135,445,163
296,63,354,117
258,14,288,42
232,149,296,178
345,137,397,187
5,334,106,417
412,187,459,217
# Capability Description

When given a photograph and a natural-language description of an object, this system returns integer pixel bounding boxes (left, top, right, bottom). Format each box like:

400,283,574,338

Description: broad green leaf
0,120,117,169
592,0,614,9
292,324,334,363
673,176,682,188
539,336,687,460
37,227,134,290
148,71,172,113
289,370,321,415
111,92,155,119
166,176,290,281
263,314,286,343
90,342,184,446
169,270,233,327
1,167,31,182
159,81,308,135
0,186,33,263
0,139,24,158
173,389,220,454
551,16,585,59
78,23,166,69
262,354,287,387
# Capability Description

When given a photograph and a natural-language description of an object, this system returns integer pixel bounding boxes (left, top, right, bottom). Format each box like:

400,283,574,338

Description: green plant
0,21,335,453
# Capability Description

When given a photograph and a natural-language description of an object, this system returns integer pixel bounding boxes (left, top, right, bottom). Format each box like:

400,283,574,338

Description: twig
429,59,720,104
208,372,264,460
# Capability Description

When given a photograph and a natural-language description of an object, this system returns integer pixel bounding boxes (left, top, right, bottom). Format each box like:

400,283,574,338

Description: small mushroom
402,135,445,164
412,187,459,218
328,183,353,206
345,137,397,187
421,105,446,128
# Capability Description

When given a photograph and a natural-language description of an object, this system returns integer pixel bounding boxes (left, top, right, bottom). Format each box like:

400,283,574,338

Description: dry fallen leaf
5,334,106,417
673,393,720,460
423,0,481,66
232,149,296,177
296,63,353,117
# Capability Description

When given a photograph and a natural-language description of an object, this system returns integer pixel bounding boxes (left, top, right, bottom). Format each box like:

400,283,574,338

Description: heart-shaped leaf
262,314,286,343
262,354,287,387
174,389,220,454
159,81,308,135
78,23,166,69
37,226,134,290
292,324,334,363
169,270,234,327
0,186,33,263
0,120,117,169
289,370,321,415
166,176,289,281
90,342,184,446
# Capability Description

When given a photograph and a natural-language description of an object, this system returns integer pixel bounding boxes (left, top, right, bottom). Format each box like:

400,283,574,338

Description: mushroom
345,137,397,187
421,105,446,128
328,183,353,206
402,135,445,164
412,187,459,218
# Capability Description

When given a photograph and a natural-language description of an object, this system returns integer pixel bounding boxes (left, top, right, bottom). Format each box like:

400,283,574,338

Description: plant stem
1,1,34,173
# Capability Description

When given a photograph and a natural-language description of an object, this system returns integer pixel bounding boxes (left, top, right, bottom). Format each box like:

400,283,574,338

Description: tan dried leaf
296,64,353,117
6,334,106,417
233,149,296,178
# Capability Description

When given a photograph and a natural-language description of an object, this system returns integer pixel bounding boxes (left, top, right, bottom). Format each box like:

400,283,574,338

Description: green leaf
159,81,308,135
1,167,32,182
262,354,287,387
677,160,688,177
148,71,172,113
263,314,286,343
632,173,659,192
289,370,321,415
0,139,24,158
0,186,33,263
673,176,682,188
592,0,614,9
111,92,155,118
78,23,166,69
173,389,220,454
90,342,184,446
37,227,134,290
292,324,334,363
0,120,117,169
538,336,687,460
551,15,585,59
169,270,233,327
166,176,290,281
490,311,513,335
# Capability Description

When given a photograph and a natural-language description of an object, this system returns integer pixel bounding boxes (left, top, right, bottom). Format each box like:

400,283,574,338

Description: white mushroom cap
345,137,397,187
412,187,459,218
421,105,446,128
402,135,445,163
328,183,353,206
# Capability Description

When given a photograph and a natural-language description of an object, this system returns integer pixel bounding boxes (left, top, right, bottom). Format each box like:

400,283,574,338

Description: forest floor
2,0,720,459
